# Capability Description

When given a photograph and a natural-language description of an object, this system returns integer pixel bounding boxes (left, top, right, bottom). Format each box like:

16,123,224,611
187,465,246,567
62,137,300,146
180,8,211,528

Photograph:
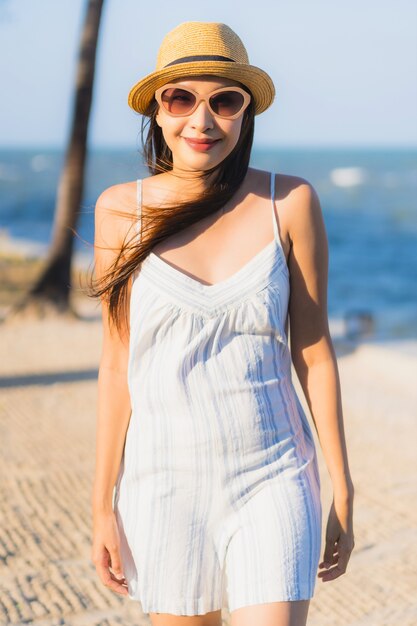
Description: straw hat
128,21,275,116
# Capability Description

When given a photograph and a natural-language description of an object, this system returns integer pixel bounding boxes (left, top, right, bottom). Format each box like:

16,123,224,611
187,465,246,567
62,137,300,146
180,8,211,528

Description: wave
330,167,368,187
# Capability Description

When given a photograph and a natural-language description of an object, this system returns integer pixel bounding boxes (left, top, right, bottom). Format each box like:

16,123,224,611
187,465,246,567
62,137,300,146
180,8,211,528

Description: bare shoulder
95,181,138,246
94,181,139,277
96,180,137,216
272,172,324,245
249,166,321,217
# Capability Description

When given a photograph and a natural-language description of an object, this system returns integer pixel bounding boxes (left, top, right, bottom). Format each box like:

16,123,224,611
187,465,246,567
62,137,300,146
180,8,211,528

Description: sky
0,0,416,149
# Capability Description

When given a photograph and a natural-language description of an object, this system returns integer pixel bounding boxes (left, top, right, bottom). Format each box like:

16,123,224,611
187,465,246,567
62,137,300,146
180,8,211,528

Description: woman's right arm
90,186,133,596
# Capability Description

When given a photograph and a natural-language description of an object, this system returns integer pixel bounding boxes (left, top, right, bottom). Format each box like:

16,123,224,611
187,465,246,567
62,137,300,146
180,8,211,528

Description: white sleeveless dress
114,171,322,616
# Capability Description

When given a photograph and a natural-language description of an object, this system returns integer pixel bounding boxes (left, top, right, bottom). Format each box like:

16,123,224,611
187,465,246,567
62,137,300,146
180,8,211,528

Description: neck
167,165,217,193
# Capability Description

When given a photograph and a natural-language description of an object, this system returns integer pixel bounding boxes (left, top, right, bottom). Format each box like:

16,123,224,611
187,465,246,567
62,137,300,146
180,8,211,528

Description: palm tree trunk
17,0,105,315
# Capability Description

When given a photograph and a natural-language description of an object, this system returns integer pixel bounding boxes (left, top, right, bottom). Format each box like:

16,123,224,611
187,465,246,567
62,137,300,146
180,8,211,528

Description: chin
178,155,225,170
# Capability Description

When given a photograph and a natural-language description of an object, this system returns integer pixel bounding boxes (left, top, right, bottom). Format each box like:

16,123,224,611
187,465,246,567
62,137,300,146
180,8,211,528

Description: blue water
0,146,416,338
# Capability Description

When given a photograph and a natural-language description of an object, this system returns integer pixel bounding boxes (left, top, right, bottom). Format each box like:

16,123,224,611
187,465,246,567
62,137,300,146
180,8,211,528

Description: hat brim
128,61,275,116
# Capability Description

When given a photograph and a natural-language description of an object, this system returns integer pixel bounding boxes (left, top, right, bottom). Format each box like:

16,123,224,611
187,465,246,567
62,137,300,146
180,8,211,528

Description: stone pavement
1,315,416,625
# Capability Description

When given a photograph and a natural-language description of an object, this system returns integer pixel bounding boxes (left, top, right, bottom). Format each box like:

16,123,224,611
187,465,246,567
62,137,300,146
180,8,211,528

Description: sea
0,146,416,340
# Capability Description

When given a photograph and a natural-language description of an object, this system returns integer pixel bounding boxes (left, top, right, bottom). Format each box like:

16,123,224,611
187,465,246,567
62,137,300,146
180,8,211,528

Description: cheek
157,108,180,130
224,120,243,146
159,118,184,146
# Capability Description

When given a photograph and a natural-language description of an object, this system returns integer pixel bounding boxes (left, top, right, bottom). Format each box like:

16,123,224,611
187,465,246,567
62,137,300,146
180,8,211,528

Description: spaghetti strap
136,178,142,241
270,171,284,253
270,171,278,241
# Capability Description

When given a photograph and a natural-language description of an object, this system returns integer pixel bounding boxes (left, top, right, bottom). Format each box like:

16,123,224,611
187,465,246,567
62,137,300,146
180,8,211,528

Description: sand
1,285,416,625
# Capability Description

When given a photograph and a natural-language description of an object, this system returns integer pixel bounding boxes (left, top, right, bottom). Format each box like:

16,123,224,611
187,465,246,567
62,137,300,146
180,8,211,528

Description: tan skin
91,78,355,626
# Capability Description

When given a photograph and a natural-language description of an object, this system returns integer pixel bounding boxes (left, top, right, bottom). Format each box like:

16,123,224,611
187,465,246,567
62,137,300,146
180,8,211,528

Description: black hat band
164,55,236,67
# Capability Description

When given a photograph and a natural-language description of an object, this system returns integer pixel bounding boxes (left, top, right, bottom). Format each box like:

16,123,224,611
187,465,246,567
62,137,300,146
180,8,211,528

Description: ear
155,109,162,127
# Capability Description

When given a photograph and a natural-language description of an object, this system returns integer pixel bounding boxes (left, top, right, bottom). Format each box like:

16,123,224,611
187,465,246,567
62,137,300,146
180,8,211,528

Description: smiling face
155,75,249,175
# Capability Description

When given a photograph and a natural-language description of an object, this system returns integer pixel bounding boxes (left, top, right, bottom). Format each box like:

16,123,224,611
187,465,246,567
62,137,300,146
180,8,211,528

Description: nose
188,99,214,131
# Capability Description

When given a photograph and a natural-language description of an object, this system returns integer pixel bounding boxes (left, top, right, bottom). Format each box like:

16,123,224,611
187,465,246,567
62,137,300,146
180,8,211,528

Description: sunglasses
154,84,251,120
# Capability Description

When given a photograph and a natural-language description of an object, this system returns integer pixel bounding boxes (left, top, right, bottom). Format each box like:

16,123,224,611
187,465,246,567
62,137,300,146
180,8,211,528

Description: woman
90,21,355,626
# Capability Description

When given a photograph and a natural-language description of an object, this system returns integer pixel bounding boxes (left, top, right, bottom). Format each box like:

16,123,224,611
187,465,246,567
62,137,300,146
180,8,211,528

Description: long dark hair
88,81,255,335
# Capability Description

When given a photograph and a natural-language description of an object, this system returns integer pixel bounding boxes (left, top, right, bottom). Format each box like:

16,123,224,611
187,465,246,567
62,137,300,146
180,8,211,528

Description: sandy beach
1,253,416,625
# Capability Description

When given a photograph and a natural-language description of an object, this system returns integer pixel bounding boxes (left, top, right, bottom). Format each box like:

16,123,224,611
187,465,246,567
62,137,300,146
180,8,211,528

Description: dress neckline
146,237,280,292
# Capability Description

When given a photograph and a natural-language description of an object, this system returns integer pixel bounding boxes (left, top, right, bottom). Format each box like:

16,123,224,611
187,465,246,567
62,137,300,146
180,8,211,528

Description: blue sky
1,0,416,148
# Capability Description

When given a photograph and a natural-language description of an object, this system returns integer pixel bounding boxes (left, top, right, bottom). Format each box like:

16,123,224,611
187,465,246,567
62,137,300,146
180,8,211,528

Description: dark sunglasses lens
210,91,245,116
160,88,196,114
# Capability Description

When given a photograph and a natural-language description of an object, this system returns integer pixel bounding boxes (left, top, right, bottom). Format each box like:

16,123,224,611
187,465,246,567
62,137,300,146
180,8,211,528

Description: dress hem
126,584,316,616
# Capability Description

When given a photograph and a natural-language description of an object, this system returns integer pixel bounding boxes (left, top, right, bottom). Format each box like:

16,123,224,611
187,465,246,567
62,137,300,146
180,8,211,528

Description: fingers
319,536,337,571
318,537,354,582
100,564,129,595
108,546,125,582
92,546,129,596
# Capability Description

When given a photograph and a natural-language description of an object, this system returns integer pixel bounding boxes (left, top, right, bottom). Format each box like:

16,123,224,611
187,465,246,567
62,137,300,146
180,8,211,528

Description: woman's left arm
286,180,355,581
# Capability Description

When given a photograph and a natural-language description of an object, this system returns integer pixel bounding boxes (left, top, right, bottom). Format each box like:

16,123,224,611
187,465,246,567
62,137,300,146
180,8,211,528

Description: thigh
149,609,222,626
231,600,310,626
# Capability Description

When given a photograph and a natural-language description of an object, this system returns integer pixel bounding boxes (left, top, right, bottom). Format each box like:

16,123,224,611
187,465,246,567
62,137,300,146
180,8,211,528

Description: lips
184,137,220,144
183,137,221,152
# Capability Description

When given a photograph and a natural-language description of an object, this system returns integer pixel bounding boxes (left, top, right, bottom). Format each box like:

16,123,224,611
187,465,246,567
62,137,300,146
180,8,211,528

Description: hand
91,510,129,595
318,494,355,582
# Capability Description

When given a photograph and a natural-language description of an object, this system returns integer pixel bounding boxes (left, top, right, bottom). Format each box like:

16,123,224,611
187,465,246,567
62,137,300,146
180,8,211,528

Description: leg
149,609,222,626
231,599,310,626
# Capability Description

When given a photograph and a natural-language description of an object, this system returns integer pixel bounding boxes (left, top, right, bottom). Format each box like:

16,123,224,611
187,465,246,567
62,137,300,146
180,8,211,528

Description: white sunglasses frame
154,84,252,120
